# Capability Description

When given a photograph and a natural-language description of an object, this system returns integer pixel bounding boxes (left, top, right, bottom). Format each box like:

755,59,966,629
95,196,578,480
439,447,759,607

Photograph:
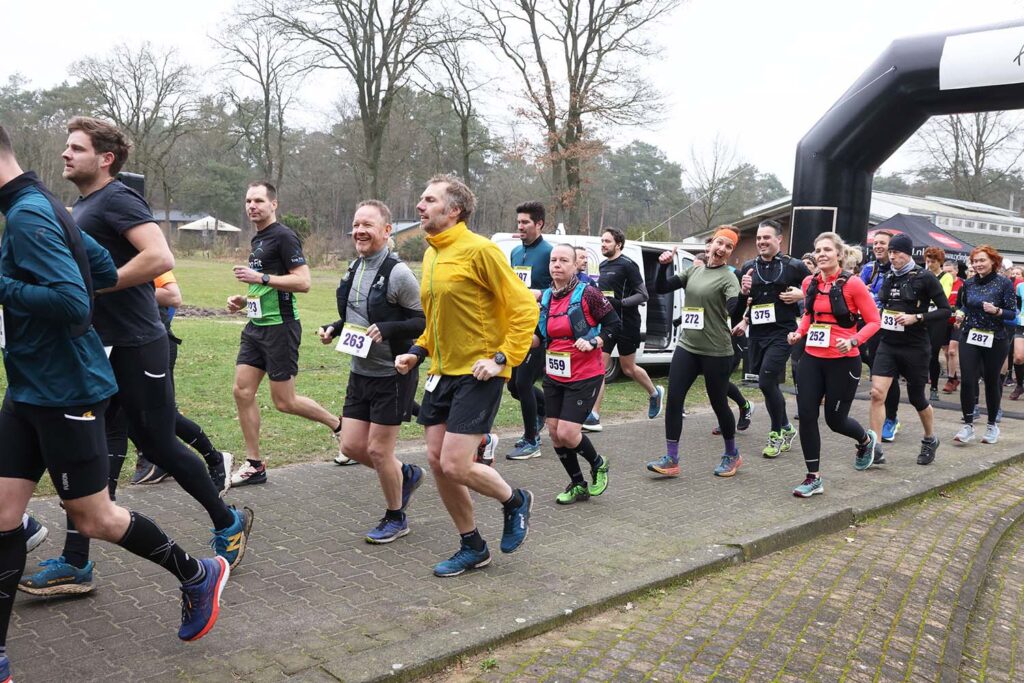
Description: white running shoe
334,452,359,466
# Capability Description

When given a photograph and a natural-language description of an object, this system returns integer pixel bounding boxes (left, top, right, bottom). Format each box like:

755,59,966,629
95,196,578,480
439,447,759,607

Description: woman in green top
646,227,743,479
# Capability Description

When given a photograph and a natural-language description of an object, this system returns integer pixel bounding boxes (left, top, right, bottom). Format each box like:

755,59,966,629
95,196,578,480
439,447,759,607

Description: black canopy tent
868,213,973,263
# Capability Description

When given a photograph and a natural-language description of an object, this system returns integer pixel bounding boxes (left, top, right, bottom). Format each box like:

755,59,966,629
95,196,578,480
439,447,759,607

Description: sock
724,438,737,455
384,508,404,522
459,528,485,552
117,511,204,585
333,420,342,435
576,435,600,467
62,513,91,569
0,525,26,650
554,446,584,484
923,435,936,443
502,489,524,511
666,440,679,463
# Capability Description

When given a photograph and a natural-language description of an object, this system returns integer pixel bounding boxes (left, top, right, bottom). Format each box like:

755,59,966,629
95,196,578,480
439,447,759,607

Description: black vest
335,251,416,359
804,271,857,328
879,267,927,313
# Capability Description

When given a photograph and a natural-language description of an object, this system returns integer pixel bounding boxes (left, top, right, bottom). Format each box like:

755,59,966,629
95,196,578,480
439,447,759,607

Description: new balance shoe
506,436,541,460
648,386,665,419
178,556,230,641
854,430,877,471
793,475,823,498
400,463,424,511
736,402,755,431
589,455,609,496
762,431,783,459
231,460,267,486
582,412,603,432
211,506,254,569
500,489,533,553
18,556,94,595
208,451,232,498
334,452,359,466
556,481,590,505
918,437,939,465
779,425,797,452
982,423,1000,444
954,424,976,444
714,453,742,477
23,514,48,553
433,542,491,577
646,454,680,477
476,434,498,466
365,516,410,544
881,418,900,442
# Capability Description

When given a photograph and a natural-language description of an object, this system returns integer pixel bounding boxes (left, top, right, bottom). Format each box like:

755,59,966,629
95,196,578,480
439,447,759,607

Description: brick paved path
6,396,1024,681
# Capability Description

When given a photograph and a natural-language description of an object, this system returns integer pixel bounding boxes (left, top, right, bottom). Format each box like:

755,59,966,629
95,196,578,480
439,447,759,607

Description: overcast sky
4,0,1023,188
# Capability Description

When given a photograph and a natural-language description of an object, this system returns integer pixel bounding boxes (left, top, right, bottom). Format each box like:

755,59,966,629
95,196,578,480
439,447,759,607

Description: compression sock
117,511,204,585
62,513,91,569
459,528,485,552
0,525,26,649
384,508,405,523
576,435,601,467
554,446,585,484
666,440,679,463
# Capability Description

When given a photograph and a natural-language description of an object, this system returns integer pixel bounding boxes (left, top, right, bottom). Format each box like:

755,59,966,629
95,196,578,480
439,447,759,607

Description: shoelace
800,475,818,487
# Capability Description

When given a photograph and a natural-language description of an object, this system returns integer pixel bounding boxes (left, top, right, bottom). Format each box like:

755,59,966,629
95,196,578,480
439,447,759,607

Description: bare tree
915,112,1024,203
685,136,738,234
256,0,443,198
71,43,200,224
469,0,682,232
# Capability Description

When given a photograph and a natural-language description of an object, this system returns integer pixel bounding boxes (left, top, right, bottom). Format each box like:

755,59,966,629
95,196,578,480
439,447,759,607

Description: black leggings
927,320,948,391
666,346,735,443
959,335,1010,424
795,354,865,473
168,333,218,463
509,349,546,440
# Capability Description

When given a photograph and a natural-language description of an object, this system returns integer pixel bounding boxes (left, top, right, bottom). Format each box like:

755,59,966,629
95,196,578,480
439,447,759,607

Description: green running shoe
762,431,782,458
556,481,590,505
589,455,609,496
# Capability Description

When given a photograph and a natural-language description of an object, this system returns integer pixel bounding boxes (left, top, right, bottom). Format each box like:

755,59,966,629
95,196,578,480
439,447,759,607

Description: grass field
6,257,756,495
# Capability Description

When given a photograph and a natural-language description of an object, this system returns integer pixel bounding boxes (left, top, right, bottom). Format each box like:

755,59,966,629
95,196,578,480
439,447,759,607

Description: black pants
666,346,735,443
795,354,865,474
508,349,547,439
959,335,1010,424
927,320,948,391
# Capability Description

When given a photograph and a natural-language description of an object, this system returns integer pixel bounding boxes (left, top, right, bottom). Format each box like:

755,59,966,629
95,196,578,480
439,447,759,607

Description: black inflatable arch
791,19,1024,257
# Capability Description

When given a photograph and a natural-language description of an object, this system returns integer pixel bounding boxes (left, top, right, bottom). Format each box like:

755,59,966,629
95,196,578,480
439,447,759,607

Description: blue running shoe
506,436,541,460
854,430,877,471
0,654,10,683
648,385,665,419
881,418,900,442
582,412,603,432
714,453,742,477
211,506,254,569
23,514,48,552
433,542,491,577
793,474,823,498
178,556,230,641
500,488,533,553
366,516,410,544
18,556,94,595
646,454,679,477
400,464,423,511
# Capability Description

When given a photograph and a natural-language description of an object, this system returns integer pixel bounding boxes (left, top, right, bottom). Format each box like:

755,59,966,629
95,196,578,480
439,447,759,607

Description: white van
490,233,697,380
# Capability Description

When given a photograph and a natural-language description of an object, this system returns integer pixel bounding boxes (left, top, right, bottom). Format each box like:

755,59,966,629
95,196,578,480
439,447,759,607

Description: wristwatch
850,338,860,348
261,273,271,285
494,352,507,366
916,313,923,322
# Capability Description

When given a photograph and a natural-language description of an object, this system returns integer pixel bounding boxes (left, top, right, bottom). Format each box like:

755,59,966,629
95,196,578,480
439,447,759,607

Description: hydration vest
334,251,417,359
878,267,927,310
804,271,857,328
538,281,601,343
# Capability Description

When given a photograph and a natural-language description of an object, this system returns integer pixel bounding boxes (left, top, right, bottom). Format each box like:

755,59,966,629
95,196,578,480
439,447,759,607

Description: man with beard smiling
317,200,425,544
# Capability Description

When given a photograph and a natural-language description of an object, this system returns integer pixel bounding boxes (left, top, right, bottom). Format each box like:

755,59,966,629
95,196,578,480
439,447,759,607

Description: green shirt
676,264,740,357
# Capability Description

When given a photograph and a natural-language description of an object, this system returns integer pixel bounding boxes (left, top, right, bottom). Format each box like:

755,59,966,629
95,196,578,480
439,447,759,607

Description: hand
982,301,1000,315
394,354,417,375
693,257,705,268
741,268,753,295
317,326,335,344
835,338,853,354
731,319,748,336
472,358,502,381
658,247,677,265
787,332,801,346
895,313,917,326
574,337,595,352
366,323,383,343
233,265,262,285
226,294,246,313
779,287,803,305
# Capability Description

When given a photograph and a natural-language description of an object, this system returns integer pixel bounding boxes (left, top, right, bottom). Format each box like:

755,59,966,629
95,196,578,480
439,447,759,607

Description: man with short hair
860,230,902,441
395,174,537,577
0,124,229,682
733,220,810,458
228,181,342,486
574,246,595,283
24,117,251,596
585,228,664,431
505,201,551,460
317,200,426,543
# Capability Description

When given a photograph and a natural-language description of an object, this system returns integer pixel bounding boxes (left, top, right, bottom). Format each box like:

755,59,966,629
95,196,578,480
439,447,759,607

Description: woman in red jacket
787,232,881,497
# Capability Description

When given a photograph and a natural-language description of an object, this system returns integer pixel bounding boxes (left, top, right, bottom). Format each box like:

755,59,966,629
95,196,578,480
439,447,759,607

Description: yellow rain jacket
416,222,539,379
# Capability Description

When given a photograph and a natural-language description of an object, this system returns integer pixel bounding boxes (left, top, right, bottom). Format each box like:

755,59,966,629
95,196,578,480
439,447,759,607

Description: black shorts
0,396,111,500
543,374,603,425
873,339,930,385
342,372,418,426
749,334,792,378
417,375,504,435
606,326,641,357
237,320,301,381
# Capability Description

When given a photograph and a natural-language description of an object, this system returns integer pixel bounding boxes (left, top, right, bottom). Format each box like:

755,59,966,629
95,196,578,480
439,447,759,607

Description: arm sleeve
922,275,951,322
83,230,118,291
479,244,539,367
850,278,881,344
654,262,685,294
621,261,649,307
376,263,426,340
596,306,621,348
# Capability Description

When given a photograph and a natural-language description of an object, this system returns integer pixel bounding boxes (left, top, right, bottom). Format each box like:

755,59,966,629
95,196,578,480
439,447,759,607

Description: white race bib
806,324,831,348
750,303,776,325
680,307,705,330
335,323,372,358
602,290,614,298
880,309,905,332
424,374,441,392
966,329,995,348
246,296,263,319
513,266,532,288
545,351,571,378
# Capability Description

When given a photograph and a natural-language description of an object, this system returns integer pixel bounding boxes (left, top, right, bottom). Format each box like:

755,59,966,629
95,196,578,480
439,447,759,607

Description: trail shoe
714,453,742,477
433,542,491,578
737,402,755,431
954,424,976,444
762,431,783,459
231,460,267,486
646,454,680,477
582,412,603,432
589,455,609,496
23,515,48,553
476,434,498,466
500,489,533,553
211,506,254,569
648,385,665,419
793,475,823,498
506,436,541,460
918,437,939,465
178,556,230,641
854,430,877,471
982,423,1000,444
881,418,900,443
209,451,232,498
556,481,590,505
365,517,410,544
400,463,424,511
18,556,94,595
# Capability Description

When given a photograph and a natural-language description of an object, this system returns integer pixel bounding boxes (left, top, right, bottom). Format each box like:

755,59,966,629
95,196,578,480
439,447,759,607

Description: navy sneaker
365,517,410,544
582,412,603,432
211,506,254,569
648,385,665,419
736,402,755,431
500,489,533,553
0,654,10,683
18,556,94,595
506,436,541,460
178,556,230,641
23,514,48,552
433,542,491,577
400,463,424,511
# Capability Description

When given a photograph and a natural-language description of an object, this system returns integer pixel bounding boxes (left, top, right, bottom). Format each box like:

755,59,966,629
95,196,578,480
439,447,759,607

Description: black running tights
666,346,735,442
795,354,866,473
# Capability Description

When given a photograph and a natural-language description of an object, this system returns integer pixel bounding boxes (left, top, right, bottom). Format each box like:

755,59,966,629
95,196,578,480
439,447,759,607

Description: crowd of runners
0,117,1019,681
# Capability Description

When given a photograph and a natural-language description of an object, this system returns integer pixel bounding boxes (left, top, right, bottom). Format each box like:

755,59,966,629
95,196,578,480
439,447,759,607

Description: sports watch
261,273,271,285
494,352,507,366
